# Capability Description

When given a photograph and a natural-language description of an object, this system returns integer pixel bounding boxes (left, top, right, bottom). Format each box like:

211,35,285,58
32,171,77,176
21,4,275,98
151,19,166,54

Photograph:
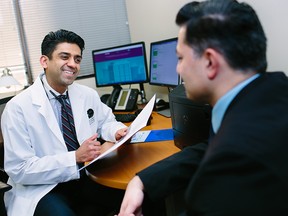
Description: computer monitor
149,37,179,88
92,42,149,103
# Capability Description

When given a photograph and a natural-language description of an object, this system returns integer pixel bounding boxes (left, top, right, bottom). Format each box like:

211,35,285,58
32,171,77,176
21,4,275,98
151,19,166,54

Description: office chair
0,141,11,216
0,97,13,216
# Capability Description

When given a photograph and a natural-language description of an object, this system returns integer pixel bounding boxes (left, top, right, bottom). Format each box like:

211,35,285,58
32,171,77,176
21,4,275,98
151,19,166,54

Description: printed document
79,94,156,171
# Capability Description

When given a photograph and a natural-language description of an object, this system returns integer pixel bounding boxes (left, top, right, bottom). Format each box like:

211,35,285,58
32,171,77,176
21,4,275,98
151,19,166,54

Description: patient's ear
203,48,220,80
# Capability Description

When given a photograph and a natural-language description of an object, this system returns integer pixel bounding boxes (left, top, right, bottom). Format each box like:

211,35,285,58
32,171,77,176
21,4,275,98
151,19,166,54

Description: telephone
105,87,139,111
106,87,121,109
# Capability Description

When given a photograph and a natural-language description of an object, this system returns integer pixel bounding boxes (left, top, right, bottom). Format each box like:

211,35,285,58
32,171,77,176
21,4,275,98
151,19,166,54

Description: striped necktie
54,93,79,151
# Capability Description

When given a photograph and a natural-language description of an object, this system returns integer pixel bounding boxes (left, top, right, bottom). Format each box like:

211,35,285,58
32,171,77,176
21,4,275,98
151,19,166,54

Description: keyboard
115,113,137,123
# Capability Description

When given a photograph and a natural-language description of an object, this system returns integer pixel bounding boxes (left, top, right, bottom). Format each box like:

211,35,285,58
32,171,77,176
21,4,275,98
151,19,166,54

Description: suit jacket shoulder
187,72,288,215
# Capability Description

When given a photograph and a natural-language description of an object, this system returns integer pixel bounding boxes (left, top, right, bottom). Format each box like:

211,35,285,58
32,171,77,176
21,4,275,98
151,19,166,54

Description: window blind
19,0,131,81
0,0,26,86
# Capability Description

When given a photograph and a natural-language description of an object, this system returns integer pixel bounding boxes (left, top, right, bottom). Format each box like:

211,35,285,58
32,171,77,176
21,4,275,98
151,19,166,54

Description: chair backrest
0,96,14,181
0,96,13,216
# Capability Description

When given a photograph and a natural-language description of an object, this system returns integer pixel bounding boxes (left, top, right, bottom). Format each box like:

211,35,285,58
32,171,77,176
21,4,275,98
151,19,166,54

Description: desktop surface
86,112,179,189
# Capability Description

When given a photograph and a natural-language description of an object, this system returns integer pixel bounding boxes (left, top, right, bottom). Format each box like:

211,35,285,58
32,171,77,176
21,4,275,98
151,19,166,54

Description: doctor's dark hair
41,29,85,59
181,0,267,73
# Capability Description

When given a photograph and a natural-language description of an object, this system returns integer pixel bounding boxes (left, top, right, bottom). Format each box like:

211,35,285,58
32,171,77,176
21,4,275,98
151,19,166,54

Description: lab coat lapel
67,85,86,142
31,78,64,144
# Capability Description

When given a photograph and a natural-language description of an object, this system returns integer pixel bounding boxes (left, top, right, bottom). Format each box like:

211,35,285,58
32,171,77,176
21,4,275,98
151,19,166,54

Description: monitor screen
149,38,179,87
92,42,148,87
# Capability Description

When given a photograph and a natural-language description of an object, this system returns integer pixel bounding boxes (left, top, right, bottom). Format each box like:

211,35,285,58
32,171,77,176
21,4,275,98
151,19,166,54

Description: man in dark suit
118,0,288,215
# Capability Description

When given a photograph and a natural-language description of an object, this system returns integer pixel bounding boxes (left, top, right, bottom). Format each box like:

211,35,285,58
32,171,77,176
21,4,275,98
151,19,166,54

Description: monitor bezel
92,41,149,88
149,37,180,88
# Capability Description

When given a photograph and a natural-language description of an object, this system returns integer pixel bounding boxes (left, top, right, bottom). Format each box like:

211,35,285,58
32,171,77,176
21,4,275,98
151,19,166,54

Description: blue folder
145,128,174,142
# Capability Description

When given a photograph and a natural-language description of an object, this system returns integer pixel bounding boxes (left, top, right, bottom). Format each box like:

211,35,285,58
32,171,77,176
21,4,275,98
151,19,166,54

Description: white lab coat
1,74,126,216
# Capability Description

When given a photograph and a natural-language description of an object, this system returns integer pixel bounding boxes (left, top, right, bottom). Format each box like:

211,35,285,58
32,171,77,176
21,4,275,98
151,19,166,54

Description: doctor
1,29,127,216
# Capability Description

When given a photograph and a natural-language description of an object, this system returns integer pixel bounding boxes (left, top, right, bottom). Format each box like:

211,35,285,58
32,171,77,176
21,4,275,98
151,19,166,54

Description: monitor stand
138,83,148,105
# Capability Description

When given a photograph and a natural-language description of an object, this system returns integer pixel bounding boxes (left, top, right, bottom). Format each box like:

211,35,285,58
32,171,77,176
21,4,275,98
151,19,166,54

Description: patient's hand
117,176,145,216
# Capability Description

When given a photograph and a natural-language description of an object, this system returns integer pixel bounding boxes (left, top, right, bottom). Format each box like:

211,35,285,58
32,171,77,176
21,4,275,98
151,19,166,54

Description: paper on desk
79,94,156,171
131,128,174,143
131,131,150,143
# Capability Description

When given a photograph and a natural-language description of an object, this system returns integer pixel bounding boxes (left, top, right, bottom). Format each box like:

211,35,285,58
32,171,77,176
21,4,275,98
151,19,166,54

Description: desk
86,112,180,190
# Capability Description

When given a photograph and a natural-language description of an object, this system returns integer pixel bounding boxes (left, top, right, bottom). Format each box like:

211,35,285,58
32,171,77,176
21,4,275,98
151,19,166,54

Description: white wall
247,0,288,73
125,0,192,101
125,0,288,101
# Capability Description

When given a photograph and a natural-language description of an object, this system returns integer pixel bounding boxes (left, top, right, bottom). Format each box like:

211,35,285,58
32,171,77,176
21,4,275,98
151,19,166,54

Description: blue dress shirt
211,73,260,134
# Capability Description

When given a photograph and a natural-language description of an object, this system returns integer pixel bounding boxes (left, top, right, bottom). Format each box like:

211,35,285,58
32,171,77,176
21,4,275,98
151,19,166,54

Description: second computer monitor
149,37,179,87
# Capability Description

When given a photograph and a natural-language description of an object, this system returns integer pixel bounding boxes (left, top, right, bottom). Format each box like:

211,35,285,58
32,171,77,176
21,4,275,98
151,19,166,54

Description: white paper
130,131,151,143
79,94,156,171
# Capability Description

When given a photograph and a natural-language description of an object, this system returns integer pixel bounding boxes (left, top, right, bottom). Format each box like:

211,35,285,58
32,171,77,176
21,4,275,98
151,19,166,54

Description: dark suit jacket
139,72,288,215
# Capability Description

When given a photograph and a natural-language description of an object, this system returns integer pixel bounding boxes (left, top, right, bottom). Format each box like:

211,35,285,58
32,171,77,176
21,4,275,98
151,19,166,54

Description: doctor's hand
75,134,101,163
115,127,128,141
117,176,145,216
